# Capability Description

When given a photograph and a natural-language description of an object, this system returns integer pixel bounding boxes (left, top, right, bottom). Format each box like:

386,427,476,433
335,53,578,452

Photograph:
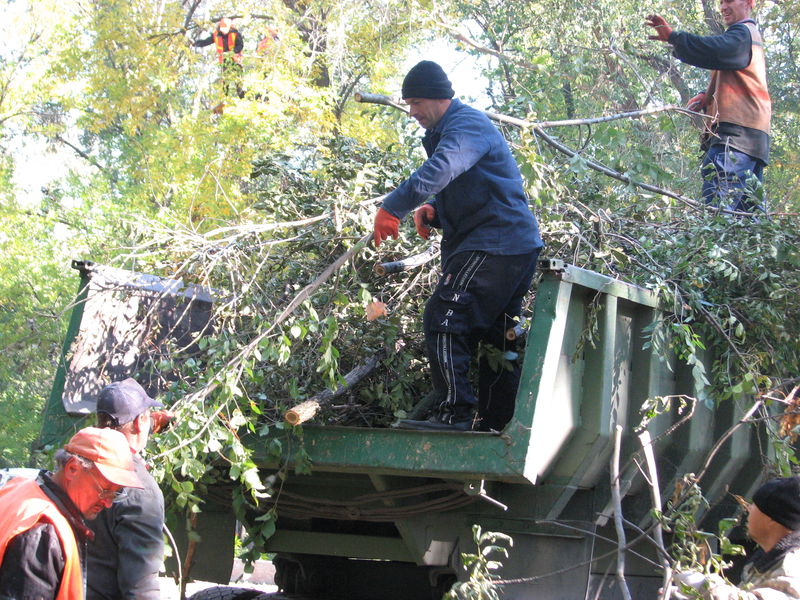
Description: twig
202,214,330,240
611,425,633,600
436,21,543,73
639,430,674,600
271,233,372,327
180,512,199,600
696,399,764,483
519,105,707,129
183,0,203,30
54,135,108,174
529,125,712,214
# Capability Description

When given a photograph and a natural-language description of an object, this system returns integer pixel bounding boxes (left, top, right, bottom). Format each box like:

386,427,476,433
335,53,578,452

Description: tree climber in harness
194,18,245,99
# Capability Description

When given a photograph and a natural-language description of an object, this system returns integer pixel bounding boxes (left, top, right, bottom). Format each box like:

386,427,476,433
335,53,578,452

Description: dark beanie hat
402,61,455,100
753,476,800,530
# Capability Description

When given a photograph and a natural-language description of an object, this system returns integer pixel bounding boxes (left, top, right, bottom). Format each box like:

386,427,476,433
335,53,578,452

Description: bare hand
687,92,707,111
645,14,674,43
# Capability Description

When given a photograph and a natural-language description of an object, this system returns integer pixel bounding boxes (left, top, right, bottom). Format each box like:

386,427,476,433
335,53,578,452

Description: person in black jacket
670,477,800,599
87,379,170,600
194,18,245,98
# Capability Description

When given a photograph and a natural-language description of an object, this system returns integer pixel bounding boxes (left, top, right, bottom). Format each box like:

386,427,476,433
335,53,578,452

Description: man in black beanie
671,476,800,599
373,60,544,432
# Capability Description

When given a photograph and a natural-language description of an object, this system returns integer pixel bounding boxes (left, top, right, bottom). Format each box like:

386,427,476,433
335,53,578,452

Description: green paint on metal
36,261,94,450
265,530,414,561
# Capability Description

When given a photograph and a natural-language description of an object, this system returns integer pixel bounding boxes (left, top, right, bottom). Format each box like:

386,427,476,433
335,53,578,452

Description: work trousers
423,248,540,430
701,144,766,212
221,56,244,99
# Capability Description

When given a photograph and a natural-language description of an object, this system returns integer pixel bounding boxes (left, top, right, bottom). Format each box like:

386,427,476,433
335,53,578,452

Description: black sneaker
396,414,474,431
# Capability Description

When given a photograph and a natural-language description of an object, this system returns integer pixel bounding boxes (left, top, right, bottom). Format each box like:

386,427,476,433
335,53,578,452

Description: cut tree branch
611,425,633,600
639,430,674,600
355,92,761,217
285,350,386,425
436,21,543,73
374,244,440,276
151,229,376,460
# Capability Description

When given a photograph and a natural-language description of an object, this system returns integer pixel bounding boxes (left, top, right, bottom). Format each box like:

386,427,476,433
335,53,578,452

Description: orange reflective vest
0,477,85,600
257,28,279,54
705,21,771,134
213,31,242,65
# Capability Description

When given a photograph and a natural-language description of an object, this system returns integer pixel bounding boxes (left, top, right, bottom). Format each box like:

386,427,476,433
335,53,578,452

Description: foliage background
0,0,798,580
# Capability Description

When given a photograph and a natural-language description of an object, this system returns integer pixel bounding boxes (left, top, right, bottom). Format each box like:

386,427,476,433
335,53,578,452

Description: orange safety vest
0,478,84,600
257,28,279,54
213,31,242,65
705,21,771,134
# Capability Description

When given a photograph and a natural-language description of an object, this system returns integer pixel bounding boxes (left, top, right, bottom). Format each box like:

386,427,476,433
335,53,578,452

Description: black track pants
423,248,540,429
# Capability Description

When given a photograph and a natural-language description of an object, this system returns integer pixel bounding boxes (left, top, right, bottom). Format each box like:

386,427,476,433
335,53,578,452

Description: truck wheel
432,572,457,599
186,586,265,600
273,553,454,599
272,556,301,593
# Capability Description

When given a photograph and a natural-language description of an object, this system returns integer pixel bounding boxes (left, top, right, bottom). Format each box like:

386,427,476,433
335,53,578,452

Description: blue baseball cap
96,378,162,426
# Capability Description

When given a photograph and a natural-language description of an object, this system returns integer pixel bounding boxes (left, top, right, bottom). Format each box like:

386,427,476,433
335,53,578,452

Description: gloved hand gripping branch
413,204,436,240
373,207,400,247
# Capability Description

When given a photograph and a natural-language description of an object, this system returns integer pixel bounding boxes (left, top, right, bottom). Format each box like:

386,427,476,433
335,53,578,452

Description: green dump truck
37,258,766,600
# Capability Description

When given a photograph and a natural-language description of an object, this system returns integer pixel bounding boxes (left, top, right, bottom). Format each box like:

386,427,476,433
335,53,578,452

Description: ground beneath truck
161,559,281,600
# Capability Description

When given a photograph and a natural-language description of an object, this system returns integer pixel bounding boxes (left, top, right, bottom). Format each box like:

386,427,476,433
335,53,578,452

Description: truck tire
272,556,300,593
273,553,454,600
186,586,265,600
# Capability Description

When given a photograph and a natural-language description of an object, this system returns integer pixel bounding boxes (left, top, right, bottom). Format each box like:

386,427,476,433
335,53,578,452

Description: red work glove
413,204,436,240
686,92,707,111
373,207,400,248
645,15,673,43
150,410,175,434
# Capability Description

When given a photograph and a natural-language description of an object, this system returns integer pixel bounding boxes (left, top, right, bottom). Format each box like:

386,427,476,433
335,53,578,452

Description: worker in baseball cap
0,427,141,600
94,377,167,429
88,378,170,600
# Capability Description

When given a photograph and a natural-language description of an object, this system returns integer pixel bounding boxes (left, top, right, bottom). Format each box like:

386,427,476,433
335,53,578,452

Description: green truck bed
39,258,766,600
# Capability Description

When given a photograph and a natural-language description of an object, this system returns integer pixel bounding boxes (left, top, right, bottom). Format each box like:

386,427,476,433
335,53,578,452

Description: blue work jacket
382,99,543,264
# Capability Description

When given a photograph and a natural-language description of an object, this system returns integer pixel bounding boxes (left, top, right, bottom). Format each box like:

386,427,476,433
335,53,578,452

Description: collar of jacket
423,98,463,138
727,18,756,30
37,471,95,542
750,530,800,573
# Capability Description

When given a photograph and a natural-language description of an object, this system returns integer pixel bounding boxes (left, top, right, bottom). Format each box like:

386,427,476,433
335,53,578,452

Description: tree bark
285,350,385,425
